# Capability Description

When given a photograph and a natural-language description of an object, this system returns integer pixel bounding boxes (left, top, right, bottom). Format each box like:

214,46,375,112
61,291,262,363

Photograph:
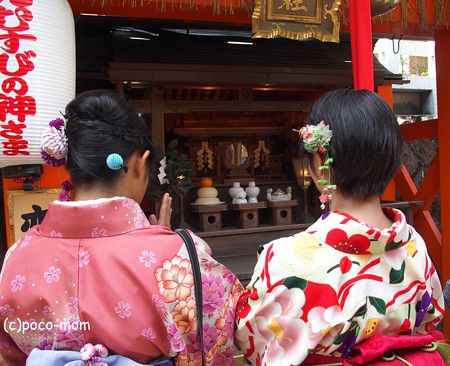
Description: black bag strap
175,229,205,366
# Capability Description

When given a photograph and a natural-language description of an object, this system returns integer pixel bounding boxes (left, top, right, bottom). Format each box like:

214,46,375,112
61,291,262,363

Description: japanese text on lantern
0,0,36,157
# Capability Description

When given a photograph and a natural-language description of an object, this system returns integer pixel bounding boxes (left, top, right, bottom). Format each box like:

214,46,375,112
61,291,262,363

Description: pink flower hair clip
40,118,68,167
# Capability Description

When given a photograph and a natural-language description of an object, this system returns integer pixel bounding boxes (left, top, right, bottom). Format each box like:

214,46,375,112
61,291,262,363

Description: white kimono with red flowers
236,208,444,366
0,197,242,365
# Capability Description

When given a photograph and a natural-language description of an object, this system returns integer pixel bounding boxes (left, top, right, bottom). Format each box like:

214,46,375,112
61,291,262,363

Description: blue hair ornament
106,153,128,172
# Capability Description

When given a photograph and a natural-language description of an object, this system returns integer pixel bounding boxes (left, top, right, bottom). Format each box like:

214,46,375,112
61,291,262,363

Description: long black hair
64,90,155,186
305,89,403,199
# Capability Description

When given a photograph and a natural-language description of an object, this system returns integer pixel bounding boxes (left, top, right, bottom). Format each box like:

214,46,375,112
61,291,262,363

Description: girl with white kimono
235,89,445,366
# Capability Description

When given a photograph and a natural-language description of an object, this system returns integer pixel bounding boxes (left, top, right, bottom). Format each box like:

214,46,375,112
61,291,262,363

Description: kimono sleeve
0,320,27,365
156,232,243,366
235,238,343,366
0,245,27,365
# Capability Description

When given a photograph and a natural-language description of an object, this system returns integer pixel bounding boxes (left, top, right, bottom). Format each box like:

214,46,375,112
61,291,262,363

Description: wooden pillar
378,84,397,201
349,0,375,91
151,86,165,151
115,82,125,97
435,30,450,337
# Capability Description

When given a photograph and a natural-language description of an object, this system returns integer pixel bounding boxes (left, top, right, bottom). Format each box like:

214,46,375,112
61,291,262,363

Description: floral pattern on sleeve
236,208,444,366
155,232,243,365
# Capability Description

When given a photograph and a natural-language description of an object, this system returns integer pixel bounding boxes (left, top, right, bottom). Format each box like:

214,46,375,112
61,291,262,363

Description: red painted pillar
378,84,397,201
349,0,375,91
435,30,450,339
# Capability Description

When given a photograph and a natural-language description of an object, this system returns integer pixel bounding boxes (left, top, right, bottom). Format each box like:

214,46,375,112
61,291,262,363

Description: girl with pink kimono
0,90,242,365
236,89,447,366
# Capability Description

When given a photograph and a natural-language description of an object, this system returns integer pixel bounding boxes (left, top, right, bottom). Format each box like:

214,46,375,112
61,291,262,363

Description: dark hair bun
306,89,403,199
65,90,155,185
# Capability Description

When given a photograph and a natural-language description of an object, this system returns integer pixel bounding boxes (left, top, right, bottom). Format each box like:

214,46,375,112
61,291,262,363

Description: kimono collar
38,197,153,238
307,207,412,255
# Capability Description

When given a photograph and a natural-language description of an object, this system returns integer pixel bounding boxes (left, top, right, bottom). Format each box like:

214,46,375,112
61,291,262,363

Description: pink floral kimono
236,208,444,366
0,197,242,366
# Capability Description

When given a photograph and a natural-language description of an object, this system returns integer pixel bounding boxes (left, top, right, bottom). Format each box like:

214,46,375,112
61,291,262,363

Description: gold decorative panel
253,0,342,42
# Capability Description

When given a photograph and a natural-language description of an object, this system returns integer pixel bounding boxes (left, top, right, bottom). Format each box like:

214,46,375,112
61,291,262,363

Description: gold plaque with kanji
253,0,341,42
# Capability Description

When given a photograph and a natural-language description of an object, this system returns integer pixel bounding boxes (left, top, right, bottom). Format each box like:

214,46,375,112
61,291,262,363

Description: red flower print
236,295,251,319
326,229,371,255
400,318,411,332
236,288,258,319
339,257,352,274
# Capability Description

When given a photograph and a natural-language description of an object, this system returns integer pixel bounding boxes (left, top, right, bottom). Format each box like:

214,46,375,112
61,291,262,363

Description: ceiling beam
131,100,311,114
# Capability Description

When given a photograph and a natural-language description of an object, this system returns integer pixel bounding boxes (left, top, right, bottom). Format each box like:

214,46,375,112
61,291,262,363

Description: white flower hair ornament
294,120,336,210
40,118,68,167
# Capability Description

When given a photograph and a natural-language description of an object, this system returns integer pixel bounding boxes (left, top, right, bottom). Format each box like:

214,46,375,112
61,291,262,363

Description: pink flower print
122,199,134,210
168,322,186,354
142,327,157,341
56,328,85,348
152,294,164,309
39,327,54,340
133,213,147,229
44,266,62,283
66,297,78,316
78,247,90,268
384,246,409,271
202,275,225,315
201,257,220,272
237,285,309,366
11,275,25,293
114,301,132,319
19,235,32,249
43,305,52,316
91,227,107,238
214,349,234,366
0,304,15,318
187,323,221,360
202,323,221,354
156,256,194,303
222,267,236,285
139,250,157,268
50,231,62,238
307,305,344,335
38,339,54,350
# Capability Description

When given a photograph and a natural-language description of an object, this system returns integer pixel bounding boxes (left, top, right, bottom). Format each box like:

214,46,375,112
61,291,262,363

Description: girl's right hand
149,193,172,229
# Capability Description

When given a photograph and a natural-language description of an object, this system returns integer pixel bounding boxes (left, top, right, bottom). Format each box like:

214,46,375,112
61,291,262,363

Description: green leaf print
333,332,346,345
283,277,307,290
369,297,386,315
389,261,406,284
257,244,265,255
354,303,368,318
385,239,403,251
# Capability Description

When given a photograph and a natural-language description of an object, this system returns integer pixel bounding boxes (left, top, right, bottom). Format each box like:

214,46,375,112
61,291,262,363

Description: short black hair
65,90,155,186
305,89,403,199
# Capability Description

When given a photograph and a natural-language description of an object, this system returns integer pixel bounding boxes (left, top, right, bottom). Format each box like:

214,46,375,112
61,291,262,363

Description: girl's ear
134,150,151,178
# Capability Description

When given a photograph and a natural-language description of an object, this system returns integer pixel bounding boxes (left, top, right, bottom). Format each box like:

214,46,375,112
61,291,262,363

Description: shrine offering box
191,203,228,232
267,199,298,226
229,202,267,229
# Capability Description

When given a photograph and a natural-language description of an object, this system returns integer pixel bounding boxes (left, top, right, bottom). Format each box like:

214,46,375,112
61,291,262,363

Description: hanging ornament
158,157,169,185
371,0,401,17
196,142,214,172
